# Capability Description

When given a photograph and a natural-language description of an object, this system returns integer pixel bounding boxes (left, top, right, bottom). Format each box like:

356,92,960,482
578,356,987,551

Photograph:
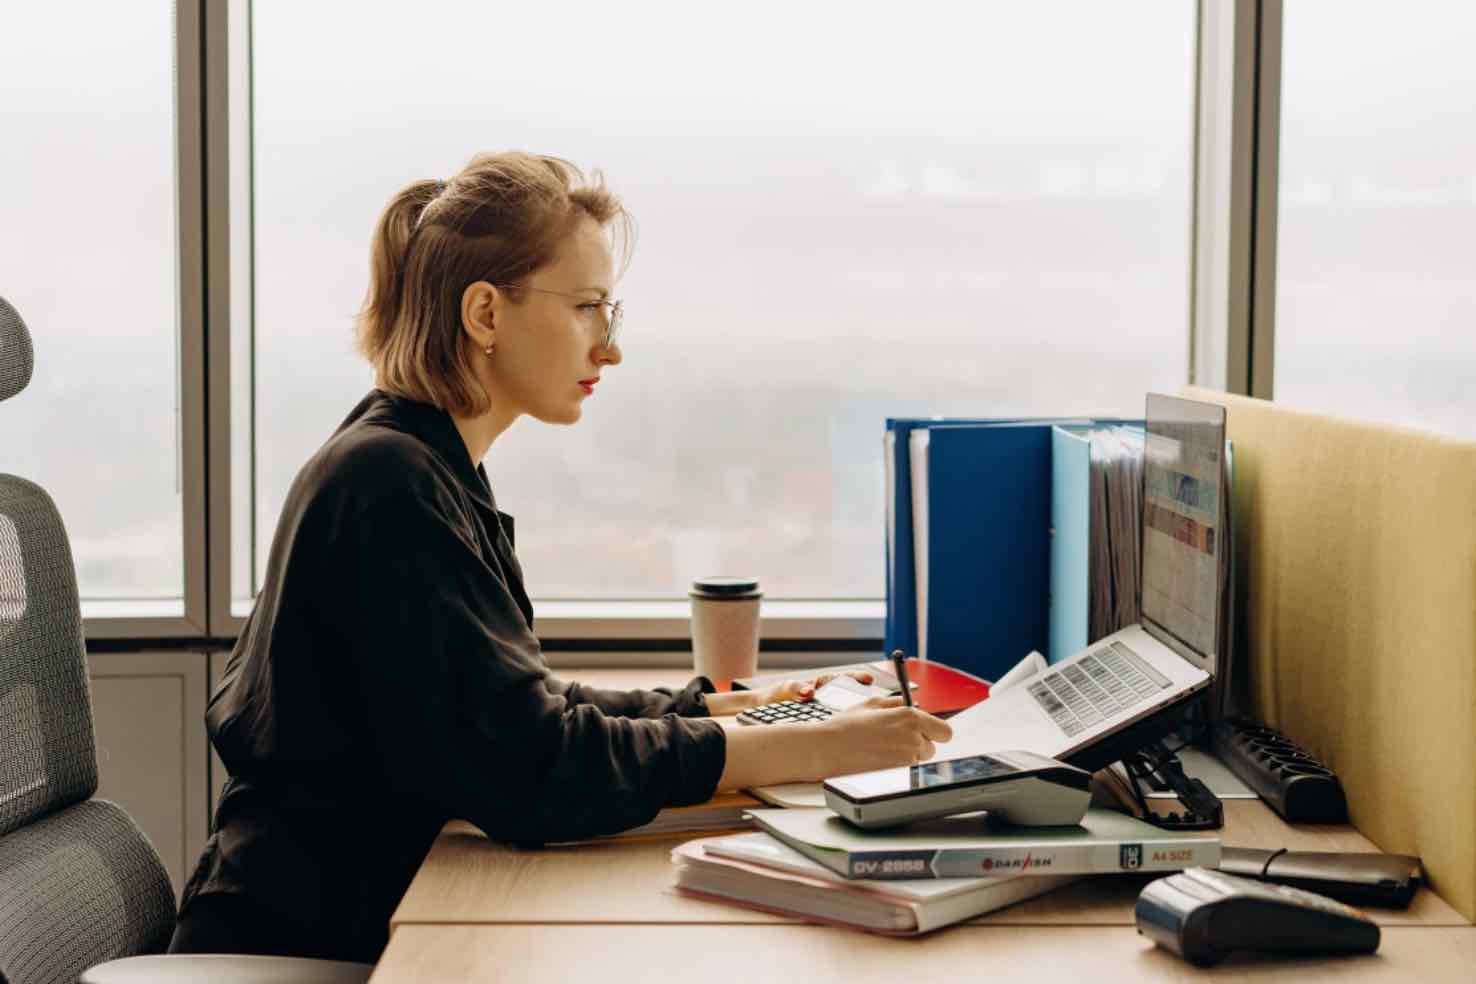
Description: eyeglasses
491,283,623,350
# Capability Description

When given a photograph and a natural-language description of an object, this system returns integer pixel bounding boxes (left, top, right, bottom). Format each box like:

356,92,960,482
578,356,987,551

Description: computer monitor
1139,393,1227,677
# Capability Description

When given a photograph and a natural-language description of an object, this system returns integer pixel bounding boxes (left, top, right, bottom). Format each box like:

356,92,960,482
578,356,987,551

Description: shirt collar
361,389,499,513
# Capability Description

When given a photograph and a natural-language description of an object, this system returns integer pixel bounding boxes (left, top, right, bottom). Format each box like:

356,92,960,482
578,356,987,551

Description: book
621,790,761,837
551,790,761,843
747,782,828,810
671,832,1074,935
746,806,1220,880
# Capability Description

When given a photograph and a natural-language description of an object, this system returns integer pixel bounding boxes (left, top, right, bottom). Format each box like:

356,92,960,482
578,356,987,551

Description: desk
371,669,1476,982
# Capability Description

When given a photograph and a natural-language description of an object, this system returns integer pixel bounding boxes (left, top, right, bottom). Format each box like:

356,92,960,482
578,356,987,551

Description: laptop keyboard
1027,641,1173,737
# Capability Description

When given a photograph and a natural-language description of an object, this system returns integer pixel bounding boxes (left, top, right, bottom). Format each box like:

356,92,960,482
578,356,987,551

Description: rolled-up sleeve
544,675,716,719
327,486,727,844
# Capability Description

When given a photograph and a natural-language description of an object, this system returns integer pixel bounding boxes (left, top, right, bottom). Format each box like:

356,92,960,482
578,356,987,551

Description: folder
884,417,1031,665
1049,424,1147,663
1048,426,1092,663
911,423,1054,677
886,416,1141,682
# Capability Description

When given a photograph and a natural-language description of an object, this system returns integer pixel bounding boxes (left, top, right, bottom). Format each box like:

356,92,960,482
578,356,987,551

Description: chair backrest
0,297,99,836
0,476,99,836
0,296,175,982
0,297,33,402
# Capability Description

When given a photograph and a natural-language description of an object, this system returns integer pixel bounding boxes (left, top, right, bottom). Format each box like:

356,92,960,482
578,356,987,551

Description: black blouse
179,390,727,962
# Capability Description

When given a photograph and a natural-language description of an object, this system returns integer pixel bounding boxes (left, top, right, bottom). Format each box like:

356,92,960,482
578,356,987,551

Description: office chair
0,297,370,984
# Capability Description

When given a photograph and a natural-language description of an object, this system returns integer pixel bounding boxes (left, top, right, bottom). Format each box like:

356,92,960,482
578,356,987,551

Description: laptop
944,393,1228,773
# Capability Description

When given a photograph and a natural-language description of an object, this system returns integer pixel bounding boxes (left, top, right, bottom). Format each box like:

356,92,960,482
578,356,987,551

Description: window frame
1191,0,1281,399
79,0,211,640
80,0,1281,653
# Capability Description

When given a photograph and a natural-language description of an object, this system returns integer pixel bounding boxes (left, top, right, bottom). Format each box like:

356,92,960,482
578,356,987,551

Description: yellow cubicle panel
1184,386,1476,923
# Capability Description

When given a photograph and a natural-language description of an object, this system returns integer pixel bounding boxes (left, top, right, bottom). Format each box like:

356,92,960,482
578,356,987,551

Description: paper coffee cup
689,576,762,682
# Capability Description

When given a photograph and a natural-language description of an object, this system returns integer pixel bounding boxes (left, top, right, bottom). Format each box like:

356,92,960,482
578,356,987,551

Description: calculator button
743,700,842,725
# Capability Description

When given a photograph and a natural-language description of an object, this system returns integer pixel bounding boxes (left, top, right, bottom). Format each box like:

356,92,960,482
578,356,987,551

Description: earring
483,344,494,356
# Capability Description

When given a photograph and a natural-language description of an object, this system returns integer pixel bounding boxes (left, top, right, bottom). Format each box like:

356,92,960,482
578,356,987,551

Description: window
239,1,1194,604
1276,1,1476,438
0,4,183,607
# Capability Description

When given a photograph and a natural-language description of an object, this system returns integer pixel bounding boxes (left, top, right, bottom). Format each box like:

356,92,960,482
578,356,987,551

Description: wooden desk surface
374,667,1474,981
373,924,1476,984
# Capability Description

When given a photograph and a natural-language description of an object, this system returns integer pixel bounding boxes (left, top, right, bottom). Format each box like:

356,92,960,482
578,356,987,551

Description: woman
170,152,951,963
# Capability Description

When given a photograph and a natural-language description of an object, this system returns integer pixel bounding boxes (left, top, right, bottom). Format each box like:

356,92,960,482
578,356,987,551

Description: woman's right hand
813,696,955,778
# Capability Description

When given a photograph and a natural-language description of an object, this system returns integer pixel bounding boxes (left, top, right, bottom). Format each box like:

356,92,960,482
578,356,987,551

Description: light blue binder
1049,426,1092,664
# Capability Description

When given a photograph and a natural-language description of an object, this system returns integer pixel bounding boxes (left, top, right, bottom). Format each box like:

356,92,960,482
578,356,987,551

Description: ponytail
356,179,443,371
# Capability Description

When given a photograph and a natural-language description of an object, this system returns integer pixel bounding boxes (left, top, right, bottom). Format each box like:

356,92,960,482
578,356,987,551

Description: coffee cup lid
690,576,761,598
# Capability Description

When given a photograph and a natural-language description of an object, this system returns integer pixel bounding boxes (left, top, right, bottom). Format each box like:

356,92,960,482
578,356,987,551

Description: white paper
991,650,1047,694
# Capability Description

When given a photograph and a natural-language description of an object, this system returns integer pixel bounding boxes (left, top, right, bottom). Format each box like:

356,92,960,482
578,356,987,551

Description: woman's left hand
747,670,875,709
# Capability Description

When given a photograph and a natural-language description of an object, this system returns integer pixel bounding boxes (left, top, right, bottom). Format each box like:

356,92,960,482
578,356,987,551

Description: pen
890,648,914,708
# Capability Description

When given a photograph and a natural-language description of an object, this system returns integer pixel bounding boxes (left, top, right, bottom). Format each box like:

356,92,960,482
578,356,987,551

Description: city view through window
6,3,1471,605
246,1,1195,601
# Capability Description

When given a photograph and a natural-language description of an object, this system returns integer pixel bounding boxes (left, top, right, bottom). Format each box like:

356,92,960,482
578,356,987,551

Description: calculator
735,676,892,726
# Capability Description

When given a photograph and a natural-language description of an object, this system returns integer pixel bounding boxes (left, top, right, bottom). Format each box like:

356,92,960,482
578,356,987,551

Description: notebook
745,806,1220,881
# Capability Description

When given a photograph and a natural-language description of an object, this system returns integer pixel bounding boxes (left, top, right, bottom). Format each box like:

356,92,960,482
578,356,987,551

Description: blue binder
883,419,920,662
884,417,1028,665
924,423,1054,680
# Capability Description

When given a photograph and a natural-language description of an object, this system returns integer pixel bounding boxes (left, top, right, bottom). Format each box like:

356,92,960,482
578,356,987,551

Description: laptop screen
1140,394,1226,669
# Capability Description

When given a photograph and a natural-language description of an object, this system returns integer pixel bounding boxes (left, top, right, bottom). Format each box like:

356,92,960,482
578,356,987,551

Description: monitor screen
1140,394,1226,662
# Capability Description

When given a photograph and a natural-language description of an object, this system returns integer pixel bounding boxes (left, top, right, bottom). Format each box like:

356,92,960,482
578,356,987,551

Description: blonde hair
355,151,634,416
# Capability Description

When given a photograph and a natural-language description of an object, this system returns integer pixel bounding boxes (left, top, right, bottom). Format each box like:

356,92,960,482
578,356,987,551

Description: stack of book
672,807,1220,935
